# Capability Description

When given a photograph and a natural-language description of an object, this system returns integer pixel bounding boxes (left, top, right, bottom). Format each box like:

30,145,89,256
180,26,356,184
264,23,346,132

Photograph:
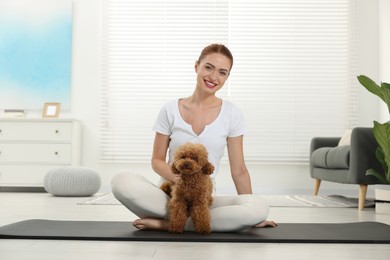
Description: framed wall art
0,0,73,110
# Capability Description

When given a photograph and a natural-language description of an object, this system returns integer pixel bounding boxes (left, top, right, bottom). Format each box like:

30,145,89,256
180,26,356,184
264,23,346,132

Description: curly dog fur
161,142,214,234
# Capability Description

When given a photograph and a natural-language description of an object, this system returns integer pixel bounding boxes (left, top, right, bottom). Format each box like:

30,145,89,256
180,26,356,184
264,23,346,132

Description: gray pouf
44,167,101,197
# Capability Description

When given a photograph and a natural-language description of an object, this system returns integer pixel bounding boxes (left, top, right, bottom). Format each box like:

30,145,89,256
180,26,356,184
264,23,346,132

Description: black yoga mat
1,219,390,244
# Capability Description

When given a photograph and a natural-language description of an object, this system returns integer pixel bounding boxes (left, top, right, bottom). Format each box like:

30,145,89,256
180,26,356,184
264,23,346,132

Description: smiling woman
110,43,277,232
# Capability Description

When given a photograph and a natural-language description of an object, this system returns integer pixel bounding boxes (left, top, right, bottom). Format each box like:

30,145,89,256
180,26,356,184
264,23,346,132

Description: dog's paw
168,226,185,234
195,226,212,235
160,182,173,196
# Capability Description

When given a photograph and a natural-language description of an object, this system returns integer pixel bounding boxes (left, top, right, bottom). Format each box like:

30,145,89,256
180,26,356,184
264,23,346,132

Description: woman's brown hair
197,44,233,70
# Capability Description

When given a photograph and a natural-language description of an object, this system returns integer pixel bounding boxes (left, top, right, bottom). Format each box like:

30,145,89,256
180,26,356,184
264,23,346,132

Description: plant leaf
380,82,390,114
372,121,390,183
366,169,387,184
375,147,388,173
382,82,390,90
357,75,384,101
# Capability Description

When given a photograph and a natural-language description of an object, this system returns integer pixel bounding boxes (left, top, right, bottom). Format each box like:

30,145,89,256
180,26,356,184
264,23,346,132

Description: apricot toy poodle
161,142,214,234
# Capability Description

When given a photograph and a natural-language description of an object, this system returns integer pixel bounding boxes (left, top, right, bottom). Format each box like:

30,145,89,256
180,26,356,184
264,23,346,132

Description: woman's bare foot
254,220,278,228
132,218,169,231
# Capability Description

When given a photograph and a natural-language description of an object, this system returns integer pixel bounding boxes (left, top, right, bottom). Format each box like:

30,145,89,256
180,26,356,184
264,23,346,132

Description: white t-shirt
152,99,247,178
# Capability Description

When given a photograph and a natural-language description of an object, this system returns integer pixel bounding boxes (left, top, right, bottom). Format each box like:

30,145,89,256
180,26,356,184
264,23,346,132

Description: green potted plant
357,75,390,214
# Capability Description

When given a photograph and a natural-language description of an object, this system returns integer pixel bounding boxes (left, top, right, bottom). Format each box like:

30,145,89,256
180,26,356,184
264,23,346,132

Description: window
100,0,357,163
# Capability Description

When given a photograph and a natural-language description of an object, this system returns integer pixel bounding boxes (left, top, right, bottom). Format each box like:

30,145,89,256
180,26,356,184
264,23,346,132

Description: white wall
24,0,384,196
379,0,390,122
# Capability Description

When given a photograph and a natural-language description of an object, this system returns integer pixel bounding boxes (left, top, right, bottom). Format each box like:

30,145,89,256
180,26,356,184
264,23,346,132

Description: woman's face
195,53,231,94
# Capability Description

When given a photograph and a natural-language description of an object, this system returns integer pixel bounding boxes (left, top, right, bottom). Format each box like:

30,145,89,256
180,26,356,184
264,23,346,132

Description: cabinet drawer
0,143,71,163
0,164,68,186
0,122,72,142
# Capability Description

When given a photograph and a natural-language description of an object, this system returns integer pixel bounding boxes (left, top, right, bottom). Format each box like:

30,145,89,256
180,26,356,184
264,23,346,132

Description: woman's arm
228,136,277,228
151,132,178,183
227,135,253,194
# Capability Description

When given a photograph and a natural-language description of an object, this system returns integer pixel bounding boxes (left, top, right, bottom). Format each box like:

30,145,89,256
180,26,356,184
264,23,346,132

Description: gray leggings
111,172,269,232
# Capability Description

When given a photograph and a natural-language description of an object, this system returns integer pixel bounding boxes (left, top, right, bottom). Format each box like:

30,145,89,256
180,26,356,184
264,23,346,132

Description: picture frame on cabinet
42,102,61,118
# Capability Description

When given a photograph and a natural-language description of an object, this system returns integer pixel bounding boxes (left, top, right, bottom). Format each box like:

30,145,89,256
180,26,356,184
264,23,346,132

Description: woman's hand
255,220,278,228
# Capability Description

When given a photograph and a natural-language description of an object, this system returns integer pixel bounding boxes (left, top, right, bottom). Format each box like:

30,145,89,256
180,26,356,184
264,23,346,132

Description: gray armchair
310,127,383,210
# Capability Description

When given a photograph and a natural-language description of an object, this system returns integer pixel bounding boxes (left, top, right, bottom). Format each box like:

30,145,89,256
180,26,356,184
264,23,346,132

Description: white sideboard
0,119,81,187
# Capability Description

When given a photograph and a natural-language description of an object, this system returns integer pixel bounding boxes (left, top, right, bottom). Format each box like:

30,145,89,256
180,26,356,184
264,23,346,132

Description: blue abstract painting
0,0,72,110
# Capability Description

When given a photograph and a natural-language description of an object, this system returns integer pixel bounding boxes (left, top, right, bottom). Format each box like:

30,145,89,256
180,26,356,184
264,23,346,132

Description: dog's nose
183,162,190,168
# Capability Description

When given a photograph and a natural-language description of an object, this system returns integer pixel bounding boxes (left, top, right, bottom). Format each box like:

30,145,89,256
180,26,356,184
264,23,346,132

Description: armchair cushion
338,129,352,146
311,145,350,169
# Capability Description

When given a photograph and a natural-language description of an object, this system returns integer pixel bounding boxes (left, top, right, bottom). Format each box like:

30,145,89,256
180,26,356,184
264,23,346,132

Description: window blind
100,0,357,163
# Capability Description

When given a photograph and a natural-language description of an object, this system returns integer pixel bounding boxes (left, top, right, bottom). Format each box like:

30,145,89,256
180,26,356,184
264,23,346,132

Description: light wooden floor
0,192,389,260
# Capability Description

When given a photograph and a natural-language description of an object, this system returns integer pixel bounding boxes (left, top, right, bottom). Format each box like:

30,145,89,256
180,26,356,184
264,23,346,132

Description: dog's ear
202,162,214,175
171,163,180,175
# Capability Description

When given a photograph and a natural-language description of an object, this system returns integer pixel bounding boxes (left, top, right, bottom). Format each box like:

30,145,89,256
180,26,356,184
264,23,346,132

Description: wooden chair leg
359,184,368,211
314,179,321,196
